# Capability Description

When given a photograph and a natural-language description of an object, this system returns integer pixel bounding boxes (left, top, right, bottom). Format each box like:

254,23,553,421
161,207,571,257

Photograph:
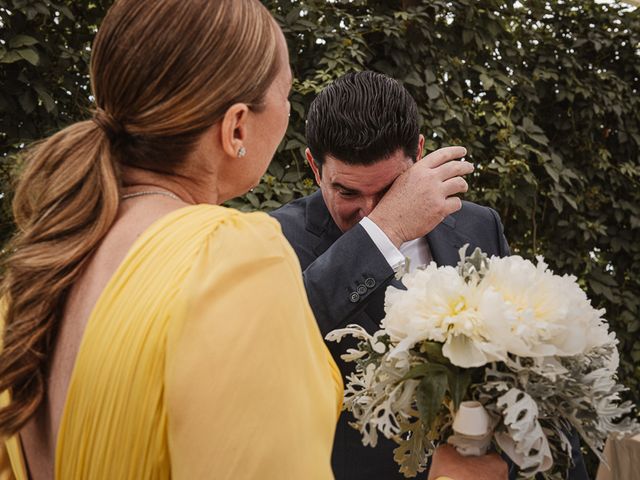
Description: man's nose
359,197,378,217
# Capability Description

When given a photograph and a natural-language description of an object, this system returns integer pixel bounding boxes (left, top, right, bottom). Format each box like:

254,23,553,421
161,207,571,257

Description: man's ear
306,148,322,185
221,103,250,158
417,134,425,161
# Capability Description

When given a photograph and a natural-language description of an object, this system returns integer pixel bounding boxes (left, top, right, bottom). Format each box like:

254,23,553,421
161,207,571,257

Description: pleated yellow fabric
0,299,25,480
1,205,342,479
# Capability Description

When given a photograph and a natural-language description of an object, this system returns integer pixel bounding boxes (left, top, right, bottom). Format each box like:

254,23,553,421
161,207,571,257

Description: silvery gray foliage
495,388,553,475
478,349,639,479
456,245,490,284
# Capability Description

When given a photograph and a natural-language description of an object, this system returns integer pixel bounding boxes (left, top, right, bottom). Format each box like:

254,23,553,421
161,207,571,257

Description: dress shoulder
164,206,341,479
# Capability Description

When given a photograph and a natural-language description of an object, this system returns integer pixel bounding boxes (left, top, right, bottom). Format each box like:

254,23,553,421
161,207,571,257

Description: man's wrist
367,210,403,248
359,217,405,273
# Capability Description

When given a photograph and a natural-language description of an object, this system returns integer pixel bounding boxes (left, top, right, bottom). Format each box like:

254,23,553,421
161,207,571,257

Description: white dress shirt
360,216,433,273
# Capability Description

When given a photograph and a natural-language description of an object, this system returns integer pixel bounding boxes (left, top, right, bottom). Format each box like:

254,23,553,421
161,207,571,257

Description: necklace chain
121,190,183,202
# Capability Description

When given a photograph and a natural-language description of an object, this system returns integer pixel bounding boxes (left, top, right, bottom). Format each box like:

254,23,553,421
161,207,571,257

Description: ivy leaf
34,85,55,113
9,35,39,48
426,85,440,99
17,48,39,65
245,192,260,208
479,73,494,90
0,51,22,63
18,90,36,114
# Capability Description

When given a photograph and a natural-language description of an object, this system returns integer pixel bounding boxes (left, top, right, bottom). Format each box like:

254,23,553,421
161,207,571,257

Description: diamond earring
237,146,247,158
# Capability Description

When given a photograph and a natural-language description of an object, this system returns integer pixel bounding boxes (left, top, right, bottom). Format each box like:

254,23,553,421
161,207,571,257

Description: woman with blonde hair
0,0,506,478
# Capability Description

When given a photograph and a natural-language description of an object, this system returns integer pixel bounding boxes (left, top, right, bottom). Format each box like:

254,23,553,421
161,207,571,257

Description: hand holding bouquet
326,247,638,478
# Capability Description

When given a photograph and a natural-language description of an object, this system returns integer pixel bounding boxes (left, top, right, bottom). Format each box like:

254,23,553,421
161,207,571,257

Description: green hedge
2,0,639,472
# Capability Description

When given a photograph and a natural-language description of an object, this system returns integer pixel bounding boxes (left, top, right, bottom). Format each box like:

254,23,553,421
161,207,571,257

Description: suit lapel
304,190,343,257
427,215,477,267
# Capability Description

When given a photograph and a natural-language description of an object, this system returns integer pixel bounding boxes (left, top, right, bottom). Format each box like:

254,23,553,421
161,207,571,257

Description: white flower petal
443,334,489,368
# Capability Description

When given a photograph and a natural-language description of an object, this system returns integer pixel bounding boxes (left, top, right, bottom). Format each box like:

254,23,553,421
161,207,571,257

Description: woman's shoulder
166,204,282,238
146,204,287,257
165,204,278,229
155,205,297,285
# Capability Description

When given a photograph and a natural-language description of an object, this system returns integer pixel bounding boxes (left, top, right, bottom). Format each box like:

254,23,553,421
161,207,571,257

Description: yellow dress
0,205,342,479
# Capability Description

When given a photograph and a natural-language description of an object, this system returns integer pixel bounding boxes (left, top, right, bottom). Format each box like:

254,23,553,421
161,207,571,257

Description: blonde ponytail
0,121,119,434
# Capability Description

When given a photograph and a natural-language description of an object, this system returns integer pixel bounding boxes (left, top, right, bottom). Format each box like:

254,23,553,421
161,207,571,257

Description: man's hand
368,146,472,248
428,444,508,480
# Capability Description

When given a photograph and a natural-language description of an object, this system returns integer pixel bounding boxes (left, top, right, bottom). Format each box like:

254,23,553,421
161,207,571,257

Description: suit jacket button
356,284,367,295
364,277,376,288
349,292,360,303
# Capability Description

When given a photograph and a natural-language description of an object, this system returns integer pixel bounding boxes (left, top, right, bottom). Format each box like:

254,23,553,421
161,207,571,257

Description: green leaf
446,368,471,410
33,85,55,112
416,371,448,428
479,73,494,90
245,192,260,208
18,90,36,114
17,48,40,65
425,69,436,84
561,193,578,211
9,35,39,48
543,163,560,183
404,71,424,87
261,200,282,209
450,82,463,98
56,4,75,20
426,85,440,99
419,341,448,364
0,51,23,64
401,362,447,381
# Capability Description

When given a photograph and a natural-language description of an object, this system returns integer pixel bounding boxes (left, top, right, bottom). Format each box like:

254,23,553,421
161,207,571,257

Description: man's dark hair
306,70,420,170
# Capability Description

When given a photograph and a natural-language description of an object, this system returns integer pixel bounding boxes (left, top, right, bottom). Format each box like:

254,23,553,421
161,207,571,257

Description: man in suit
271,71,587,480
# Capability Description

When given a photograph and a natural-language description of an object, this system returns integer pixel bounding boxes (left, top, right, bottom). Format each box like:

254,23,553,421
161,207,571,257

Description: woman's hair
0,0,280,436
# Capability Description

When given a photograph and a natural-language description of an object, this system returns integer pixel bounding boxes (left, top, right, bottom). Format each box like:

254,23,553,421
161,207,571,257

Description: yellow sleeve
165,212,339,480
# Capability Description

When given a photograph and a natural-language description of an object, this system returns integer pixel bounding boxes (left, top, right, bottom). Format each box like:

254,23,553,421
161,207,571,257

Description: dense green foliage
1,0,639,473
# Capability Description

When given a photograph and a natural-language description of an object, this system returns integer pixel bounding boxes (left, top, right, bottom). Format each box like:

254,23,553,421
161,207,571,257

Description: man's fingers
421,146,467,168
442,176,469,197
443,196,463,216
434,159,474,181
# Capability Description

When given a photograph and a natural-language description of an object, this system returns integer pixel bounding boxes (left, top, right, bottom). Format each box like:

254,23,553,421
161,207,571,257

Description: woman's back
5,204,341,479
19,197,182,478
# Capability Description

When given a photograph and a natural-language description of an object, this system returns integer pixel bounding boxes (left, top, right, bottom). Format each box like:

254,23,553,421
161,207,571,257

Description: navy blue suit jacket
271,191,588,480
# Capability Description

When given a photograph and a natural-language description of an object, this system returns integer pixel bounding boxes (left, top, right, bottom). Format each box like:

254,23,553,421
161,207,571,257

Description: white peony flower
382,263,504,367
480,255,610,357
380,252,611,367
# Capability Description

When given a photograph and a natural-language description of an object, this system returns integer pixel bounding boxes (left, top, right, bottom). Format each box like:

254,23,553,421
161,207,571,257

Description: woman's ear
221,103,250,158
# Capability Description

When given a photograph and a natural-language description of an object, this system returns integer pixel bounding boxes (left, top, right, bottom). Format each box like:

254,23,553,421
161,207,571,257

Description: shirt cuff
360,217,405,272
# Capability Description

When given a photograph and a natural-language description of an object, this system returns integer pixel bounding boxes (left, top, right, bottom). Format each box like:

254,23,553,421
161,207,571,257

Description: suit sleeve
488,207,511,257
301,224,395,336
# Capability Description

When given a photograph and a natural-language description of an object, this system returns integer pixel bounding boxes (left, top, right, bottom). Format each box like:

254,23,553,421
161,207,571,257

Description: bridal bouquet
326,247,638,478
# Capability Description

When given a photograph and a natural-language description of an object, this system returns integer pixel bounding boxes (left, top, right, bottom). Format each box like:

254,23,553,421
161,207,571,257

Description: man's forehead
324,153,412,192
